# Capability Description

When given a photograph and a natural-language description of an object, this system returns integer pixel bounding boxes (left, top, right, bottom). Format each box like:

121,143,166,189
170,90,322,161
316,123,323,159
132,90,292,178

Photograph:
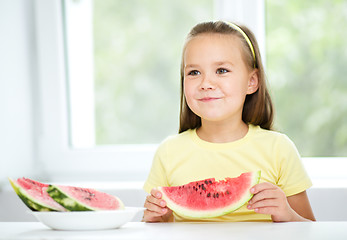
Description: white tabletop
1,221,347,240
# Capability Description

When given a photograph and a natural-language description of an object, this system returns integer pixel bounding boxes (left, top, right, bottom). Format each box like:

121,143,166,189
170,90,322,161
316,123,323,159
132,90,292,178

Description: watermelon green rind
47,185,94,211
158,171,261,219
8,178,65,212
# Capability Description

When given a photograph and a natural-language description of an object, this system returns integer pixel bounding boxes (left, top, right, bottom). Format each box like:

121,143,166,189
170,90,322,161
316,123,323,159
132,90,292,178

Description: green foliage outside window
93,0,213,144
266,0,347,156
93,0,347,156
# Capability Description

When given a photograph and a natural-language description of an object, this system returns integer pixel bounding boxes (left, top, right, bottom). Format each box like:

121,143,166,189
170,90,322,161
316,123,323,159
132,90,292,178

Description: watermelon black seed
216,193,219,198
207,193,211,197
226,190,230,195
28,179,37,185
209,180,213,184
204,180,208,185
201,184,206,191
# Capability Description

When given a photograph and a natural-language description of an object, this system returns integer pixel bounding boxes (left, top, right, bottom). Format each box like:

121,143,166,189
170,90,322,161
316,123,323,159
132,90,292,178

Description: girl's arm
247,182,316,222
287,190,315,221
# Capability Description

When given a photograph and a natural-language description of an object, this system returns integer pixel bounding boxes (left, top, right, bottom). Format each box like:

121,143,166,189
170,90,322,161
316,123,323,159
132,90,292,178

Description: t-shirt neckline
190,124,258,150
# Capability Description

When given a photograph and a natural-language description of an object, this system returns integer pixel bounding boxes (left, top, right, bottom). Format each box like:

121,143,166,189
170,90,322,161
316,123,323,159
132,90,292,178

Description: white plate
29,207,145,231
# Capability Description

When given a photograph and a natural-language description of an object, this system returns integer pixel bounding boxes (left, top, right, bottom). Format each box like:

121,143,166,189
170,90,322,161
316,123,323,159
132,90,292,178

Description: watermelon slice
47,185,124,211
158,171,261,219
8,178,66,212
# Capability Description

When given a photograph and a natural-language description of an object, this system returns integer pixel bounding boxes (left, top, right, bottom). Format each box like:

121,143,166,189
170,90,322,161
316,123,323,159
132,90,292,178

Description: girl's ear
247,69,259,95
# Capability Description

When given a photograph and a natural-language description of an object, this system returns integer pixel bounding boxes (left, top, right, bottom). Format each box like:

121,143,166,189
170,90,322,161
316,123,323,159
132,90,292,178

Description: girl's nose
199,74,216,90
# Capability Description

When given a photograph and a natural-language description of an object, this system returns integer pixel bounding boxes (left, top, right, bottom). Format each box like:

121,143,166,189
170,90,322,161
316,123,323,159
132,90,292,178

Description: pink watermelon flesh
11,178,66,211
158,171,261,218
52,185,124,211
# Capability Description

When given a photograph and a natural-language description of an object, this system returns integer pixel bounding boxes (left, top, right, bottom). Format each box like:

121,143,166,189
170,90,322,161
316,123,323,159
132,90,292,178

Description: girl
143,21,315,222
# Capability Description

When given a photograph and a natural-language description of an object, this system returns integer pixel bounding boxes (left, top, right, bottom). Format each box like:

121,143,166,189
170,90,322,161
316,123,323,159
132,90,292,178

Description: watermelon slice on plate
158,171,261,219
8,177,66,211
47,184,124,211
9,177,124,212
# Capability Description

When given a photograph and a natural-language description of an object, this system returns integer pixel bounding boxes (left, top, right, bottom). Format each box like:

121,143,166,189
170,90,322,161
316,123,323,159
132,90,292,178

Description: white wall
0,0,37,184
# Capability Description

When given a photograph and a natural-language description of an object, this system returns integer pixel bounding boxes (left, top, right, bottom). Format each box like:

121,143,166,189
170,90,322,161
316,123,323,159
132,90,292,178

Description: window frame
35,0,156,181
34,0,345,182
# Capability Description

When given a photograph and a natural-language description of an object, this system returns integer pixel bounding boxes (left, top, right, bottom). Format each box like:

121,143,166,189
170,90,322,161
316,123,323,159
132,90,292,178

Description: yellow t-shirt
143,125,312,222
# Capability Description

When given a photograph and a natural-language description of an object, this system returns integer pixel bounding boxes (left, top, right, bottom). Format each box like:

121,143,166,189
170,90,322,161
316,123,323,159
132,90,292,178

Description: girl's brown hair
179,21,274,133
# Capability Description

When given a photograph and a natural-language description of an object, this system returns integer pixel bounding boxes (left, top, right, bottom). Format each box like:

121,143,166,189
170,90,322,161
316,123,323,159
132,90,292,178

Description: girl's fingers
146,194,167,208
249,183,302,222
248,199,279,210
253,206,277,215
144,189,168,216
144,209,167,218
248,189,279,204
144,199,168,214
143,189,172,223
151,188,162,199
250,182,277,194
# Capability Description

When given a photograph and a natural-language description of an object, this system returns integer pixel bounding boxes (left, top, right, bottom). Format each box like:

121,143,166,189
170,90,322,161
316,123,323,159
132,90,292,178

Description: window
266,0,347,157
35,0,346,182
36,0,237,181
64,0,266,148
64,0,214,147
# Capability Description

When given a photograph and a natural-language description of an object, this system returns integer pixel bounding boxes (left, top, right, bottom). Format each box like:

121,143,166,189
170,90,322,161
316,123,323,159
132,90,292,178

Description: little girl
143,21,315,222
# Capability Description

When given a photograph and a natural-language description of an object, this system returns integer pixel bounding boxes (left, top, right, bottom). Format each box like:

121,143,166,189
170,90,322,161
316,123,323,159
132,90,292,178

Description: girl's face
183,33,258,125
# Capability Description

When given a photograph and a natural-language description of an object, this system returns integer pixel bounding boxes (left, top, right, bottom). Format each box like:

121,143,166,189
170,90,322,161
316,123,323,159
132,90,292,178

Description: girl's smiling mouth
198,97,222,102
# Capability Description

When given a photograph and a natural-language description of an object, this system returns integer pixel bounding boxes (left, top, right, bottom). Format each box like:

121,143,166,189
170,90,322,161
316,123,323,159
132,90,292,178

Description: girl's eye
216,68,229,74
188,70,200,76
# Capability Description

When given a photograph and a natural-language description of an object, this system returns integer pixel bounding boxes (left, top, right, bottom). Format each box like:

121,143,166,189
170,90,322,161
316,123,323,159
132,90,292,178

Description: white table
1,221,347,240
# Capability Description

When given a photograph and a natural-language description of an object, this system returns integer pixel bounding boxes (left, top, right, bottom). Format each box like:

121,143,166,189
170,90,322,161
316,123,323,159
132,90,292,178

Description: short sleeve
275,134,312,196
143,143,169,194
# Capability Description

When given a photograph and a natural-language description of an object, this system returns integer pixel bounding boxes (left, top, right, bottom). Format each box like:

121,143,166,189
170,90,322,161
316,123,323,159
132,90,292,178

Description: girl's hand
247,182,308,222
143,188,173,222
